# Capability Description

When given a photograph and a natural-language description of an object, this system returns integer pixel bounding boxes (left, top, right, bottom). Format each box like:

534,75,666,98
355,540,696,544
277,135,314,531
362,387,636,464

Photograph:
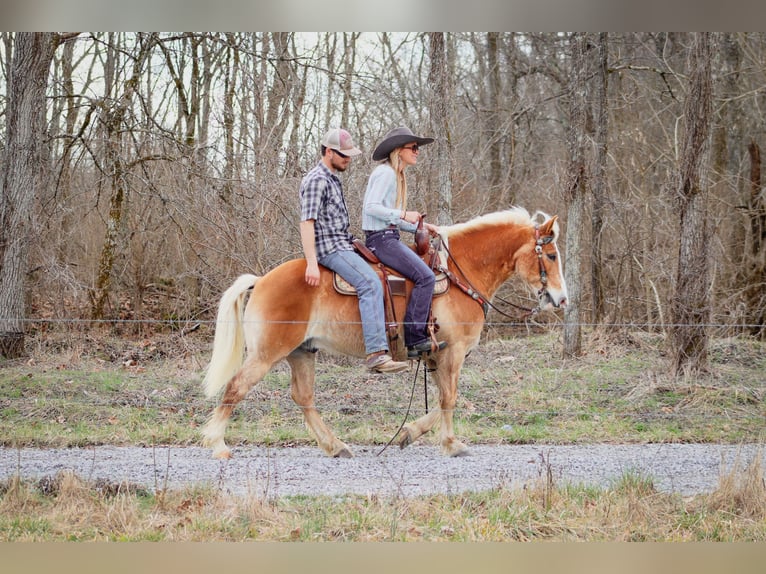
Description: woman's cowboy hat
372,126,434,161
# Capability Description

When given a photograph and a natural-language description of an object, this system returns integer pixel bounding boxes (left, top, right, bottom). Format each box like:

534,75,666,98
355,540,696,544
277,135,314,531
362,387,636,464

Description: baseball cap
321,128,362,157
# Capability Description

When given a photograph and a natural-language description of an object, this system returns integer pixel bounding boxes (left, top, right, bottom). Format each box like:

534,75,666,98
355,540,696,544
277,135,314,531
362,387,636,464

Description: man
299,128,408,374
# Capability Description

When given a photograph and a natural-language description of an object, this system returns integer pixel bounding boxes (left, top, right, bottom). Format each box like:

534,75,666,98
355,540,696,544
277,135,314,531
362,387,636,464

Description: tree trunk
221,33,237,200
90,33,154,320
428,32,453,226
670,33,713,376
590,33,608,324
562,33,589,358
745,140,765,338
486,32,504,207
0,33,60,358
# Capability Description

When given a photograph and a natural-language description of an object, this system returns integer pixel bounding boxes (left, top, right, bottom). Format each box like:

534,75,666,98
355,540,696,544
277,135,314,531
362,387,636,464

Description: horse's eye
546,254,557,262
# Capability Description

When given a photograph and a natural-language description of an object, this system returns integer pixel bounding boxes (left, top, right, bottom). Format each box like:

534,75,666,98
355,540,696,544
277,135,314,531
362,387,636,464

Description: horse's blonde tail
203,274,260,398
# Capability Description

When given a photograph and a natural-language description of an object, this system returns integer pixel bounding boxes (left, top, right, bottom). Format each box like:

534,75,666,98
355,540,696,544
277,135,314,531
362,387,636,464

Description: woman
362,126,447,358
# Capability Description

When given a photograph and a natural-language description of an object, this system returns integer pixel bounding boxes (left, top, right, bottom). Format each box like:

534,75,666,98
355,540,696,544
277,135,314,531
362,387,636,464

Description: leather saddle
332,217,448,356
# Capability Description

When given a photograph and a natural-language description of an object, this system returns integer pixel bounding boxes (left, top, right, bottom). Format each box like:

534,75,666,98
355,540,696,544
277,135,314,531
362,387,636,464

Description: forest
0,32,764,372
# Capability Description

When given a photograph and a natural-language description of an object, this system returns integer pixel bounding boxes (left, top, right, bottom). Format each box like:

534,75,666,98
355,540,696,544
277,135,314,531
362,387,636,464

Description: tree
590,33,609,324
428,32,453,226
562,32,589,358
744,140,765,338
669,33,713,376
0,33,67,358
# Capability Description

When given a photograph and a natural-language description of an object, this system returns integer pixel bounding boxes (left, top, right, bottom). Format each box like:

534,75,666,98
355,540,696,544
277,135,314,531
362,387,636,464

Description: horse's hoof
212,448,232,460
442,440,469,457
398,430,413,449
334,447,354,459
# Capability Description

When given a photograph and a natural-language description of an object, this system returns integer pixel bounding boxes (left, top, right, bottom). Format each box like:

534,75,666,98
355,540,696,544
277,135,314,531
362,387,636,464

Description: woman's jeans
365,228,435,347
319,248,388,355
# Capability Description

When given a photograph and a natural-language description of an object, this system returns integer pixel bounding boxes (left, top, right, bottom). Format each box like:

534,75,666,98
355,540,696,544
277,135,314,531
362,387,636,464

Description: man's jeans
365,228,435,347
319,248,388,355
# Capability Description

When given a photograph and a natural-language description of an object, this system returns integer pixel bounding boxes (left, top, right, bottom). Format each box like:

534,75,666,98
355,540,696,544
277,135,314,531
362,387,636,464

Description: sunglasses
333,149,349,159
402,144,419,153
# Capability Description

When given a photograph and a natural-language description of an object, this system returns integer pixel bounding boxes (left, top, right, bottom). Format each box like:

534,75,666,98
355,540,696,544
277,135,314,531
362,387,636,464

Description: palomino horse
202,207,567,459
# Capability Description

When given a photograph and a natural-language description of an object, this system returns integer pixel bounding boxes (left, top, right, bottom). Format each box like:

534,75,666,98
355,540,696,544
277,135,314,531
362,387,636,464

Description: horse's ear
539,215,558,238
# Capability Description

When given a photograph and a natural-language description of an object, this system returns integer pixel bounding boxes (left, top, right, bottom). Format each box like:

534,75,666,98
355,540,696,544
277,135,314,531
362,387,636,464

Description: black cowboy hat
372,126,434,161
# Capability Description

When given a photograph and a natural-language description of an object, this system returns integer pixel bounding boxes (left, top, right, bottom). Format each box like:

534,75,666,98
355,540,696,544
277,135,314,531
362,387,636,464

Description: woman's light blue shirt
362,164,417,233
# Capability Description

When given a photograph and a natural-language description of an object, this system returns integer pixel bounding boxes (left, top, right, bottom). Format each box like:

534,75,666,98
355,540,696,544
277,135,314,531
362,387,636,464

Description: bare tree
0,33,67,357
90,33,157,320
562,33,589,358
669,33,713,376
4,32,765,341
428,32,453,226
744,140,765,338
590,33,609,324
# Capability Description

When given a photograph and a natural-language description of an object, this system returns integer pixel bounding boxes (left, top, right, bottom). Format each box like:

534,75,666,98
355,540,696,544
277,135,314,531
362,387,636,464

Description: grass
0,450,763,541
0,327,763,449
1,326,764,541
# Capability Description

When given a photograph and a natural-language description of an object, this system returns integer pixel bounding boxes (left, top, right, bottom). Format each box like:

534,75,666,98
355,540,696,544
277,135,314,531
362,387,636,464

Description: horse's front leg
436,368,470,457
287,349,353,458
433,353,469,457
398,409,441,449
397,353,469,456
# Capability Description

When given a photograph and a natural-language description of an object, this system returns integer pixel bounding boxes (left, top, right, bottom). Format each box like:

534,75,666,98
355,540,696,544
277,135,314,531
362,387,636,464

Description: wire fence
7,315,766,335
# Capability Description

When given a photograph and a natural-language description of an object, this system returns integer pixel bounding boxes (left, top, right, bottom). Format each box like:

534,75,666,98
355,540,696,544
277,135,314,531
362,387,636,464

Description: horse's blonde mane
441,206,557,239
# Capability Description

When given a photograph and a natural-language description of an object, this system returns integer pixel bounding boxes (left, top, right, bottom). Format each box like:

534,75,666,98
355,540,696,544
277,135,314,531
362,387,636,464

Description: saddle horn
415,213,430,256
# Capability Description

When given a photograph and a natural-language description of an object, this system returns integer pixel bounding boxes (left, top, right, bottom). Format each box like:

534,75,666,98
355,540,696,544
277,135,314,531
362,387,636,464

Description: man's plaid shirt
299,161,355,260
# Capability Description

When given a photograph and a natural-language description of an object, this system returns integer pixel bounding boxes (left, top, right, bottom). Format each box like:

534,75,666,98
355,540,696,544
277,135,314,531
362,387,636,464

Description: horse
201,207,568,459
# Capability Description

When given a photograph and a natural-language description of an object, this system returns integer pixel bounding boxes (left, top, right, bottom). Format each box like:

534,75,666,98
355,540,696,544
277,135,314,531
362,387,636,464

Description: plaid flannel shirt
299,161,354,260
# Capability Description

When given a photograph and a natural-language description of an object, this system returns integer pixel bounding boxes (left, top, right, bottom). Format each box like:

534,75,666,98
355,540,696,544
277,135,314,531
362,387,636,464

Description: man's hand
304,260,321,287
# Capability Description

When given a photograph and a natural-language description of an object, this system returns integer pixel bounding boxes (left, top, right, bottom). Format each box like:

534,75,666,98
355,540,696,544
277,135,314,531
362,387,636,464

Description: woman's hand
401,210,419,224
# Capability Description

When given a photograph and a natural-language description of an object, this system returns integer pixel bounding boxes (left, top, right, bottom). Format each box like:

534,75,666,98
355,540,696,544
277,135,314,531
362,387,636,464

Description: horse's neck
447,225,524,297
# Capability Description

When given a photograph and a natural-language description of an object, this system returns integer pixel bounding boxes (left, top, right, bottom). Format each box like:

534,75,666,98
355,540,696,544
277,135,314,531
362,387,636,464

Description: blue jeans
319,248,388,355
365,228,435,347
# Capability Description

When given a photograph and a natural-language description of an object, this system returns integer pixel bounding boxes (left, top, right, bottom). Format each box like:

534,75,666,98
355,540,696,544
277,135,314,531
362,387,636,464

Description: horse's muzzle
540,289,567,309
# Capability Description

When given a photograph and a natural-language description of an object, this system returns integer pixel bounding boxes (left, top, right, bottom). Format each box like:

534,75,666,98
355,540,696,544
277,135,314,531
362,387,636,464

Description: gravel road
2,443,762,499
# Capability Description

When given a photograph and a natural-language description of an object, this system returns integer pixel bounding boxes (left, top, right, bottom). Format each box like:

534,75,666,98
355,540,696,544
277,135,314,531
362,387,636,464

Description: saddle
333,217,448,357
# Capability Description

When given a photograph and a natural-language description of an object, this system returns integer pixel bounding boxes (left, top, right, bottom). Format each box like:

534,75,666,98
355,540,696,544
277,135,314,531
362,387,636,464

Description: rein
436,223,552,321
377,357,429,456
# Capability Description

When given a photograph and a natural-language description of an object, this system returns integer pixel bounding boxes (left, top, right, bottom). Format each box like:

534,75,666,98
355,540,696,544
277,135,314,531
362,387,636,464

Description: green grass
0,329,764,449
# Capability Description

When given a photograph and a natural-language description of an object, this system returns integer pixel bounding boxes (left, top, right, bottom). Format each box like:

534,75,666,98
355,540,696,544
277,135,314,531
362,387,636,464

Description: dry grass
1,449,764,541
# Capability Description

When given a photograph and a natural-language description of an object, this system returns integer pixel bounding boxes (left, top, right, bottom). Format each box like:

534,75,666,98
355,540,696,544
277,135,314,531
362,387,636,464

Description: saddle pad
333,272,450,297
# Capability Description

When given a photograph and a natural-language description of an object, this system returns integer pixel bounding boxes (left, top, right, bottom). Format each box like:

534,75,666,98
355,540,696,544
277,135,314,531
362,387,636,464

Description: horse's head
518,213,568,310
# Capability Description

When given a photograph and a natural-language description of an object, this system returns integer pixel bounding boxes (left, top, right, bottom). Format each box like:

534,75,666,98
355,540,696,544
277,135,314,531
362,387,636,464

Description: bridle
437,223,555,321
534,223,553,294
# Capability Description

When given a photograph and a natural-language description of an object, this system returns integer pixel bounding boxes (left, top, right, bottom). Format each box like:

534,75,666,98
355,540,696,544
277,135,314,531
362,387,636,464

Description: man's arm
300,219,321,287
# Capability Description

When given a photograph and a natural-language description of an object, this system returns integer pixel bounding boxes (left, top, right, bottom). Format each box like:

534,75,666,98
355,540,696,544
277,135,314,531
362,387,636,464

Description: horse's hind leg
202,355,271,459
287,349,353,458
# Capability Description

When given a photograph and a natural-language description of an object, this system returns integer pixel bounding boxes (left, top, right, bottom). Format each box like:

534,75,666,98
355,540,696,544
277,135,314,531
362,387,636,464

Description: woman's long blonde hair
388,149,408,211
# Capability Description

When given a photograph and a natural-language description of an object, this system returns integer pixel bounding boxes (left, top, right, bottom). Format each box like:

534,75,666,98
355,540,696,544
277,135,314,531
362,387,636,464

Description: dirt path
1,443,762,498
